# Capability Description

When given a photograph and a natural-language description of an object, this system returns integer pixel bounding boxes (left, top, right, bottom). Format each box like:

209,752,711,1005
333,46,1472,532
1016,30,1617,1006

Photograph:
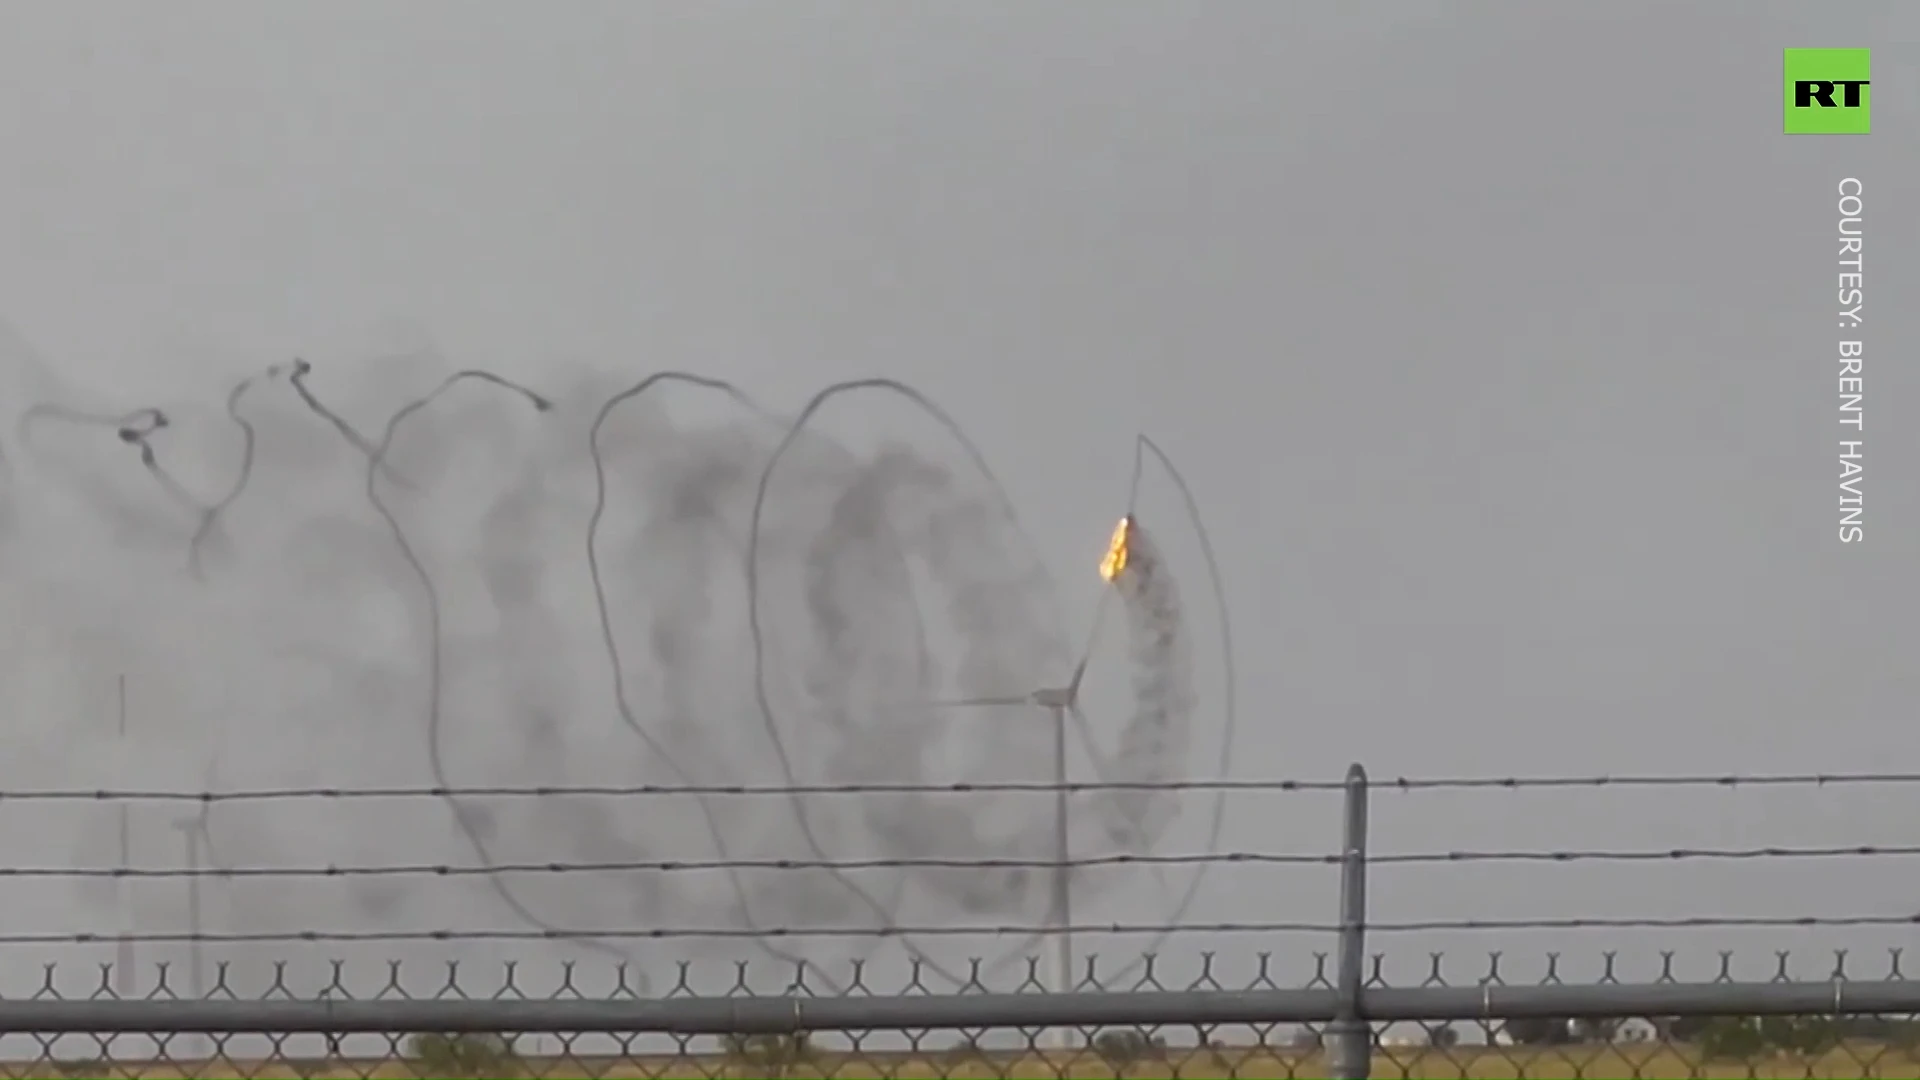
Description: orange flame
1098,515,1132,582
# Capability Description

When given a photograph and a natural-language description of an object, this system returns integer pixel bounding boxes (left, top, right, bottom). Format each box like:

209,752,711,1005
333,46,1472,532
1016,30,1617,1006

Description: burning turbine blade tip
1099,514,1132,582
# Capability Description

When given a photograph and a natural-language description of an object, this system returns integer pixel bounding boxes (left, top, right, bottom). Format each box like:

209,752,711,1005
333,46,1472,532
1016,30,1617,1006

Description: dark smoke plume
0,342,1237,996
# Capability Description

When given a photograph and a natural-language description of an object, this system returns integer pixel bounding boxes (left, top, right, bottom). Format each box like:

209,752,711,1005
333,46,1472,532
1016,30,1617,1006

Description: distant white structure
1379,1034,1427,1048
1616,1018,1657,1043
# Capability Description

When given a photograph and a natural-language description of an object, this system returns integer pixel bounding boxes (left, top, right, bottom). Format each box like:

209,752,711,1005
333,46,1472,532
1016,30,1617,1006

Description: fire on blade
1099,515,1132,582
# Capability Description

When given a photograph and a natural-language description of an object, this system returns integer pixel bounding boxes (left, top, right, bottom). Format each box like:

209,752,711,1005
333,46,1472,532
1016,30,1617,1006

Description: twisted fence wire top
9,914,1920,948
10,942,1920,997
5,941,1918,1047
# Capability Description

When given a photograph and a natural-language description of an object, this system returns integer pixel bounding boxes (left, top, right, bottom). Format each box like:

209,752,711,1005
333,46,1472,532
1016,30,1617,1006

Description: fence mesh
2,952,1919,1078
5,769,1919,1078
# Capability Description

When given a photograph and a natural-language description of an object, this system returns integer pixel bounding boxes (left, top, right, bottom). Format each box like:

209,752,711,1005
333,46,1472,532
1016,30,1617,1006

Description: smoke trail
588,372,754,762
289,359,411,488
15,404,203,551
585,371,838,989
749,379,1070,988
4,347,1239,996
359,369,642,974
1088,516,1194,847
803,447,1061,970
905,431,1237,986
118,420,213,541
19,404,167,444
187,364,282,577
1090,435,1240,981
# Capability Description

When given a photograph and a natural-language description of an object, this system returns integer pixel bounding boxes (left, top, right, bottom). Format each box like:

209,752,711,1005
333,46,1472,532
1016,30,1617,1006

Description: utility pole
114,674,135,1001
1048,702,1076,1054
171,818,210,1062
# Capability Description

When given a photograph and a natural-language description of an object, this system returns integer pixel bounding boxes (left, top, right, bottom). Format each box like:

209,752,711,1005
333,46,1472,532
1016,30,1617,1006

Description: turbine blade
926,695,1033,707
1064,653,1091,695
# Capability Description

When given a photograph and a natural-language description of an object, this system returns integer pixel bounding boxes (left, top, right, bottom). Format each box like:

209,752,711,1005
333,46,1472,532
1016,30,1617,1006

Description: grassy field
18,1044,1920,1079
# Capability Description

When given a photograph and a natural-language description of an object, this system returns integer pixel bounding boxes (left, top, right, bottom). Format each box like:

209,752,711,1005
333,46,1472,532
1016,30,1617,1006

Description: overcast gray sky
0,1,1916,1019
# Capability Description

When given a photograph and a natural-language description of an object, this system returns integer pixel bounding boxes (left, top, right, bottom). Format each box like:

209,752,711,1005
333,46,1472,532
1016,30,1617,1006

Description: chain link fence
7,764,1920,1078
7,952,1920,1078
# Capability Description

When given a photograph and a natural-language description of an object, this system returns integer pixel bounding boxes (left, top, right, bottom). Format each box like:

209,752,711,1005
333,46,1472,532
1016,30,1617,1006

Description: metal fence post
1328,762,1372,1080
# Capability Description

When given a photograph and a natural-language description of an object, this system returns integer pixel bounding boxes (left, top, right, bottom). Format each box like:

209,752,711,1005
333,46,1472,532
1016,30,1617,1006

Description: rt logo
1785,49,1870,134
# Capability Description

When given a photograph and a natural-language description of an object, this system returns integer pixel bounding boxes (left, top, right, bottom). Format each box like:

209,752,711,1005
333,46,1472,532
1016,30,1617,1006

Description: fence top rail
0,981,1912,1033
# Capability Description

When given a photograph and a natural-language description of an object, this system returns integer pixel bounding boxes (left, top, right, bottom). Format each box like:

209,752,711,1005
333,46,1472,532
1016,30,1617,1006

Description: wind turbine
167,814,211,1063
925,516,1133,1050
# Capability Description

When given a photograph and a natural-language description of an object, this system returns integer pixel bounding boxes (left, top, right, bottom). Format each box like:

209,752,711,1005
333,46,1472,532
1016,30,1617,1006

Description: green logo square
1785,49,1871,134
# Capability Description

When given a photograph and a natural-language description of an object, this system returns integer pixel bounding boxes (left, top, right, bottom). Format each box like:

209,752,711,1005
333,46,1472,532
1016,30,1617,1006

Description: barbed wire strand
13,769,1920,804
19,843,1920,880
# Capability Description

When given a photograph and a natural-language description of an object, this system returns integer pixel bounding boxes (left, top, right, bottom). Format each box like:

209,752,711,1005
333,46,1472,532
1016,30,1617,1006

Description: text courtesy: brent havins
1837,177,1864,544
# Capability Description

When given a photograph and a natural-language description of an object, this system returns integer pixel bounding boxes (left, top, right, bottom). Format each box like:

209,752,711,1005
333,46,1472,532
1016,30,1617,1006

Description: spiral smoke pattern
0,333,1232,995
